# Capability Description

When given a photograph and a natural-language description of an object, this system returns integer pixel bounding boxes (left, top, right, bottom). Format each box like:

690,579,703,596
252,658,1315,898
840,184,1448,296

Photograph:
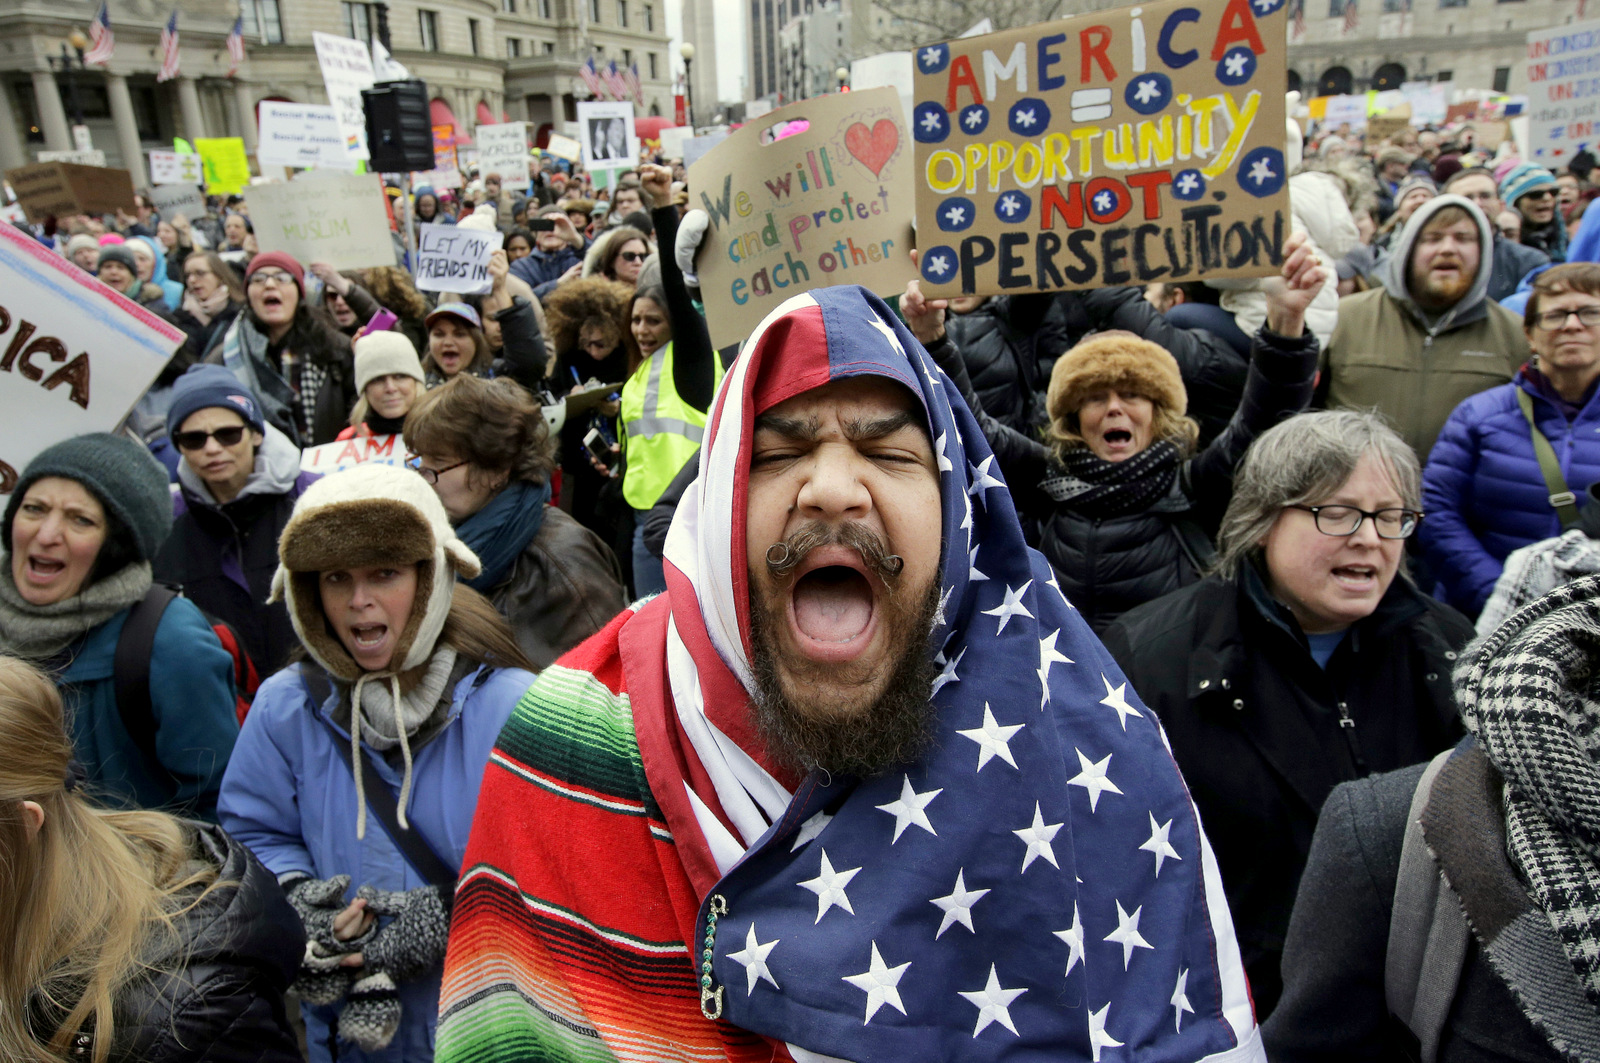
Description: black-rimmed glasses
1287,504,1422,539
415,459,468,485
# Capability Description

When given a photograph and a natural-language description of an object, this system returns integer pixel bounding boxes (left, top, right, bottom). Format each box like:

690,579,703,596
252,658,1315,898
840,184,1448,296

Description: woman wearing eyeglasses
154,366,319,677
1421,263,1600,617
1101,410,1473,1019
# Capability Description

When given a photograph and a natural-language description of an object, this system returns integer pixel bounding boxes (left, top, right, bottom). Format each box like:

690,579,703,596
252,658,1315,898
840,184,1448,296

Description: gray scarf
347,646,458,840
0,556,153,659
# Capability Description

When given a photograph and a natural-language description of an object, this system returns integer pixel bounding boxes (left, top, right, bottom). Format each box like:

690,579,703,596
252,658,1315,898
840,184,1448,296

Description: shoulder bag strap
113,584,180,779
1517,387,1581,530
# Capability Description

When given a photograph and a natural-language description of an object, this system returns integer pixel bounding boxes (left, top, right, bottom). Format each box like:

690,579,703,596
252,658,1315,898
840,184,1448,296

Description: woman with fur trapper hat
217,464,535,1062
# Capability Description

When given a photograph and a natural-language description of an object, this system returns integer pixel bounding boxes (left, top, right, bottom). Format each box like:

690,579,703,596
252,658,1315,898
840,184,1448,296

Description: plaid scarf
1038,438,1181,518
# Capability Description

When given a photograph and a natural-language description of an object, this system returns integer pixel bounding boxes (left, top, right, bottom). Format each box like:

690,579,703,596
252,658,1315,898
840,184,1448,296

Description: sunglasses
1522,189,1556,201
174,426,248,451
617,250,647,263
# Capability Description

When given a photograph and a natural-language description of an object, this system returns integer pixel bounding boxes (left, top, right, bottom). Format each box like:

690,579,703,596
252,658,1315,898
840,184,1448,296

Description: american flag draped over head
653,285,1262,1061
579,56,605,97
225,14,245,77
1342,0,1359,33
156,9,180,82
84,2,115,65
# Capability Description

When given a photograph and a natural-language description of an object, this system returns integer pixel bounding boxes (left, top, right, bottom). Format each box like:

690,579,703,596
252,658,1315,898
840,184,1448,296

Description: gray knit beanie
97,244,138,276
4,434,174,563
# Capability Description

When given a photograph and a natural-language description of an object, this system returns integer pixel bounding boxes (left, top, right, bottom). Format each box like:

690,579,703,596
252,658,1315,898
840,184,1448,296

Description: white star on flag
1038,630,1073,708
981,580,1033,634
964,109,984,128
968,545,989,583
1248,157,1276,185
958,964,1027,1037
1054,902,1086,976
969,455,1004,495
1177,172,1200,194
1013,801,1063,872
727,923,781,995
867,315,904,357
957,703,1024,771
1139,813,1183,877
1099,675,1143,730
927,253,951,277
931,868,990,938
933,584,954,627
876,775,942,842
798,849,861,922
1172,968,1196,1032
1089,1003,1124,1062
790,809,832,851
945,205,967,225
1014,107,1037,128
1133,79,1160,104
1104,901,1154,969
931,645,965,696
934,430,954,472
1094,191,1114,212
842,941,911,1023
919,110,942,133
1224,52,1249,77
1068,749,1123,812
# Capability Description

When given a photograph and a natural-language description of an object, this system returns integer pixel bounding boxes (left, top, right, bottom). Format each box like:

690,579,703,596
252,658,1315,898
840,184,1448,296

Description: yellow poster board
196,137,252,195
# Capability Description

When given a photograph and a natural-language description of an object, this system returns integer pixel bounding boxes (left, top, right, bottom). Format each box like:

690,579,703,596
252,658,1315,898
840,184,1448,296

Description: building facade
0,0,670,187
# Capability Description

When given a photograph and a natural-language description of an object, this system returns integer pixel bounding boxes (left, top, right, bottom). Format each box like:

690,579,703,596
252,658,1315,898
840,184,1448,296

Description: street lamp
680,42,695,131
836,66,848,92
47,29,91,141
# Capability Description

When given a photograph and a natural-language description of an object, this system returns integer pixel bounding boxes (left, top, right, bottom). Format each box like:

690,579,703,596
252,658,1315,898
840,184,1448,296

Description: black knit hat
4,434,174,563
96,244,138,275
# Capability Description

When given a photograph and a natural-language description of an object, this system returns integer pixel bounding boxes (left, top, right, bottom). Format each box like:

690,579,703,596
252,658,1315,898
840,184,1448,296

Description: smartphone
528,218,558,231
583,427,614,469
357,308,399,339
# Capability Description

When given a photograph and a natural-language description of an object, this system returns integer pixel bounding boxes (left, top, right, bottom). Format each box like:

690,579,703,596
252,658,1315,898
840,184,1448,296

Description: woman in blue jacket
218,463,536,1063
1422,263,1600,615
0,434,239,819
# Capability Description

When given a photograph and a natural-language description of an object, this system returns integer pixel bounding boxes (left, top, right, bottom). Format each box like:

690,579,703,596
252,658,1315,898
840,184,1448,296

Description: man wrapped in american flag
436,284,1264,1062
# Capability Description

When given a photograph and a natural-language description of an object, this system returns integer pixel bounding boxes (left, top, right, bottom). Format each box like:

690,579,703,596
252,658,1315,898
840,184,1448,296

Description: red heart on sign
844,119,900,177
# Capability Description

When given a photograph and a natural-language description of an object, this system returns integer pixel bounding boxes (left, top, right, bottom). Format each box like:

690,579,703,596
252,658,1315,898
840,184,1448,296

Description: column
176,75,206,140
0,81,28,170
105,73,147,187
30,69,71,151
233,80,257,154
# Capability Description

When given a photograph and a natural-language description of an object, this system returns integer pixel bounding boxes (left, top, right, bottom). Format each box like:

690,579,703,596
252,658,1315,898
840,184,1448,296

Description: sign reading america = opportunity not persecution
912,0,1290,298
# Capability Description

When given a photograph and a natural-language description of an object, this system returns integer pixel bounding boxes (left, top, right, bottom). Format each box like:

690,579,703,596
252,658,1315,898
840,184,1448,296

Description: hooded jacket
153,425,319,674
1320,194,1527,460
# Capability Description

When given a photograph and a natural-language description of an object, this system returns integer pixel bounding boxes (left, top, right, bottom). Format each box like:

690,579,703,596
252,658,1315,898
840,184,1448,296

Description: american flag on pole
1290,0,1306,39
1342,0,1359,33
156,9,180,82
579,56,605,98
225,14,245,77
626,61,644,106
84,2,115,65
605,60,630,101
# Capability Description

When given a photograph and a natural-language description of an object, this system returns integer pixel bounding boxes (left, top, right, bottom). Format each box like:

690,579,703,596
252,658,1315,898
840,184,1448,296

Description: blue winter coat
1420,370,1600,614
217,660,534,1063
60,596,239,819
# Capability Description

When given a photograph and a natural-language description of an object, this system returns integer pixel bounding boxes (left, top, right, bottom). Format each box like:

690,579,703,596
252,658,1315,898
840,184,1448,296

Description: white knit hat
455,203,499,233
353,331,426,394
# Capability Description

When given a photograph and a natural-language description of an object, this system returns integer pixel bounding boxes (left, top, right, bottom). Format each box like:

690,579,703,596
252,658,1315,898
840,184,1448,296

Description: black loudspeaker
362,79,434,172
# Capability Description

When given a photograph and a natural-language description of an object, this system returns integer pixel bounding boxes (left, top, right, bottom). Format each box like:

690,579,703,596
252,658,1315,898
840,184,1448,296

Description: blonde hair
0,658,217,1063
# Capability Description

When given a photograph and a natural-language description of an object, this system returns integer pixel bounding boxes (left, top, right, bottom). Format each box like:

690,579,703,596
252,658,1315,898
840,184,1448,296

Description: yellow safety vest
620,341,721,509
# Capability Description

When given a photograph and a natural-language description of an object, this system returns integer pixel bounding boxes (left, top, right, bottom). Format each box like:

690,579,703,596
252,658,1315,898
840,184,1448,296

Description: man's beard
747,523,942,779
1409,260,1474,310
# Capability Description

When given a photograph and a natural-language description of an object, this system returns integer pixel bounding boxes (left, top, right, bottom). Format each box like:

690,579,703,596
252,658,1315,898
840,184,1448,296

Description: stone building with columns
0,0,670,189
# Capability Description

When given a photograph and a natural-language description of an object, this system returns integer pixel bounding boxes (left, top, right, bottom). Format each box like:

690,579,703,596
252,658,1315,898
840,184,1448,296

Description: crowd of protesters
6,99,1600,1063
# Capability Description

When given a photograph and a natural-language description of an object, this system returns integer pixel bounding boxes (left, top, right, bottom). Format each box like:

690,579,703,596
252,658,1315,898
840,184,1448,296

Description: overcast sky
666,0,749,103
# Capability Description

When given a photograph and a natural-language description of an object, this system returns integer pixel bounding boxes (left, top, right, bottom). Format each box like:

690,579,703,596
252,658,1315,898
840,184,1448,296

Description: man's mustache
764,521,905,583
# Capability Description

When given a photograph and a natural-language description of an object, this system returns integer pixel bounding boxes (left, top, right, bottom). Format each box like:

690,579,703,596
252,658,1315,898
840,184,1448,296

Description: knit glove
337,972,402,1053
282,875,375,1005
356,883,454,984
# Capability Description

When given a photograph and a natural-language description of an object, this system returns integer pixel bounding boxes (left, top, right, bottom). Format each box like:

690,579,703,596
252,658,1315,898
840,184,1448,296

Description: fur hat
354,332,426,394
270,464,481,682
1046,332,1187,429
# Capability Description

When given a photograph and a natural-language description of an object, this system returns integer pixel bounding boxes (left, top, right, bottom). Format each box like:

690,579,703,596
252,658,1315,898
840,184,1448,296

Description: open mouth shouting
1330,562,1379,593
767,524,905,666
348,621,394,665
22,551,68,588
1099,427,1135,456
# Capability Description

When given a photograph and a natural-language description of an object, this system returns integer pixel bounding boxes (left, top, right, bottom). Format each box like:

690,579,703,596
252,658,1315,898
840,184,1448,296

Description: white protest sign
0,221,182,491
247,172,395,270
148,150,203,185
577,100,637,169
1527,19,1600,161
414,167,463,189
415,222,503,294
544,133,582,161
477,122,530,190
745,99,773,120
850,51,914,127
1322,94,1369,130
38,150,106,167
657,126,690,160
313,32,376,161
0,202,25,224
681,129,729,171
258,101,356,170
150,183,206,220
300,434,412,474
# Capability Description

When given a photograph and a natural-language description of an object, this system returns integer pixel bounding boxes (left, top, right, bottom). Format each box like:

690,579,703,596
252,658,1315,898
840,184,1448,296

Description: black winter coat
1102,569,1470,1018
488,506,629,670
945,293,1059,432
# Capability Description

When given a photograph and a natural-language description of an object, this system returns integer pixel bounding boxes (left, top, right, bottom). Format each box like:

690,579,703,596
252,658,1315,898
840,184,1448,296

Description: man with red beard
436,285,1263,1063
1320,194,1526,461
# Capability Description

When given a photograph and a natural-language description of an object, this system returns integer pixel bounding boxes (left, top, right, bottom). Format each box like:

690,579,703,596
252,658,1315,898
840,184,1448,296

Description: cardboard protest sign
912,0,1290,299
3,162,136,222
150,183,206,221
301,434,411,474
545,132,583,161
149,150,203,185
258,102,356,170
477,122,530,190
196,138,251,194
0,221,182,491
314,31,376,161
577,101,638,169
38,150,107,167
415,222,504,294
1445,101,1480,124
691,86,916,347
247,173,396,270
1527,19,1600,161
1366,114,1410,141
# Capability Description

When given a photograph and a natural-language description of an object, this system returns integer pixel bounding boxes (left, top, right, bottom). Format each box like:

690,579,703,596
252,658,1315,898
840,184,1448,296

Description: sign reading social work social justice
0,222,182,491
247,173,396,270
912,0,1290,298
300,434,412,474
690,86,916,348
1526,20,1600,161
477,123,530,191
314,32,376,161
258,102,357,170
415,223,503,294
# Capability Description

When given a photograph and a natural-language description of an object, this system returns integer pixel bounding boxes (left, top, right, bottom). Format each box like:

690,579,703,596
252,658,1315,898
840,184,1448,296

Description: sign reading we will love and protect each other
912,0,1290,298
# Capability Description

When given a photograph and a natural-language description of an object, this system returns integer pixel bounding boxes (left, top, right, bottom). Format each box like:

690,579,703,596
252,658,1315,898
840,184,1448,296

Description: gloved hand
282,875,376,1005
338,972,402,1052
675,208,709,290
356,883,454,984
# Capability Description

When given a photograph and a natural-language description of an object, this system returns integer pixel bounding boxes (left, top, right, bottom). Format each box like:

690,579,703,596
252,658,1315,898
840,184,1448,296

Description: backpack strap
1385,748,1470,1063
1517,387,1581,530
113,584,181,781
